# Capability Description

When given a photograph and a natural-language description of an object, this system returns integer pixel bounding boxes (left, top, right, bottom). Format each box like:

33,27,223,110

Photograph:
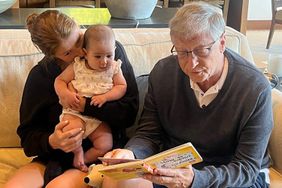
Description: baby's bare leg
84,122,113,164
61,114,88,172
61,114,85,131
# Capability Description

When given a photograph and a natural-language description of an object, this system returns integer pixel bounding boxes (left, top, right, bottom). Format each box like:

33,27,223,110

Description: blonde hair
83,25,115,50
26,10,79,56
169,2,225,41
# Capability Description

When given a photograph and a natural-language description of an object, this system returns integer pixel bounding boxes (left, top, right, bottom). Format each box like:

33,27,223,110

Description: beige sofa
0,27,281,187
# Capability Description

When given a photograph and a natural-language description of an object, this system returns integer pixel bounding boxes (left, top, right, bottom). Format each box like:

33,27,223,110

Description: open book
97,142,202,180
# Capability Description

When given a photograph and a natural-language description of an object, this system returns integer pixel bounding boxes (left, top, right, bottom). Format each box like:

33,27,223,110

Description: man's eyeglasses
170,39,218,58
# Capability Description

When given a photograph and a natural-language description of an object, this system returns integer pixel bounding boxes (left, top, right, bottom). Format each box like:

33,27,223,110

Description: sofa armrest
269,89,282,174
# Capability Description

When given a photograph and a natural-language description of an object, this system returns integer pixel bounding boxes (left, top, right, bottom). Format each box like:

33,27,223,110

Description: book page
144,142,202,169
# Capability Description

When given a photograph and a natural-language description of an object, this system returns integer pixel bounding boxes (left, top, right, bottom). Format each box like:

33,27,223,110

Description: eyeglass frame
170,34,223,58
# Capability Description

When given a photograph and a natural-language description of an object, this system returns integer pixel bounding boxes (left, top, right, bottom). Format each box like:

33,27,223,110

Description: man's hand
143,165,194,188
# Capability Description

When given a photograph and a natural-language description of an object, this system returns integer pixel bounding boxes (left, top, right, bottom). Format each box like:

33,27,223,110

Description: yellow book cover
98,142,203,180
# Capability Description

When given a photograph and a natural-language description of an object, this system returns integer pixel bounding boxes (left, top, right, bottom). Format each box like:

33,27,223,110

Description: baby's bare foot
73,161,88,172
79,163,88,172
73,153,88,172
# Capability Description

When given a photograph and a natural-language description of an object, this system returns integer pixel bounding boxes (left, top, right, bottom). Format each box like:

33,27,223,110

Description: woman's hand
143,165,194,188
49,120,84,153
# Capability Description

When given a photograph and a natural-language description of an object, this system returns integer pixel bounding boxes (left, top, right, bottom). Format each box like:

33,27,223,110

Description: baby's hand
59,91,80,109
90,95,107,107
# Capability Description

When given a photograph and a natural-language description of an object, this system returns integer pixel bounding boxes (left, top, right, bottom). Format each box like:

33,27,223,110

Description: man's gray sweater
126,49,273,187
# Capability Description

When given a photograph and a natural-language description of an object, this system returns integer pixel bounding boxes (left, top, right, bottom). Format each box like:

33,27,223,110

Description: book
98,157,140,165
97,142,202,180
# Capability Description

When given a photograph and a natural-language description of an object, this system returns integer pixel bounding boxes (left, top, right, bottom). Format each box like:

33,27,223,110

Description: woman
4,10,138,188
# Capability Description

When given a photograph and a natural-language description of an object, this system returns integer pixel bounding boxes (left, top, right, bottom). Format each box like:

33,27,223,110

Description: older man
105,2,273,188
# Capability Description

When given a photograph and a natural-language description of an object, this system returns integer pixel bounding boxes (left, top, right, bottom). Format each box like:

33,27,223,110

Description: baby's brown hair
83,25,115,50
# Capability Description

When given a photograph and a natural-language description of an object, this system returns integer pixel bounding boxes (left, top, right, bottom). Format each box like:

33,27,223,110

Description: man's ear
219,33,226,53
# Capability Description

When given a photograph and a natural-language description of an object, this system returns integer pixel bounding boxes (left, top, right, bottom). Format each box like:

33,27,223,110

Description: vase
104,0,158,20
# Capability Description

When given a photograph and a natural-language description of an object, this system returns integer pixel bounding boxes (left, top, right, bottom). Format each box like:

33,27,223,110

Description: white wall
248,0,272,20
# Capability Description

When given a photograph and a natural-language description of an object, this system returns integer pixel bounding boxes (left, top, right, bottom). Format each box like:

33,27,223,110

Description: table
0,5,247,32
0,7,178,29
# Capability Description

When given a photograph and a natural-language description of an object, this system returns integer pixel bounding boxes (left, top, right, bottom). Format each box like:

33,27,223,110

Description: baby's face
84,41,115,71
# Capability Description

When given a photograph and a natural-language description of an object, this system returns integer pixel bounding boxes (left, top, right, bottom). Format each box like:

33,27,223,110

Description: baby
54,25,127,172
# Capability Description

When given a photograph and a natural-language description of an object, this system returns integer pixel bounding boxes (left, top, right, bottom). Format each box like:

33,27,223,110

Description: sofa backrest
0,30,43,147
0,27,255,148
113,27,254,77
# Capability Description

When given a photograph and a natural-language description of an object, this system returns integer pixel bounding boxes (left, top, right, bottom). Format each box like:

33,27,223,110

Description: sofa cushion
114,28,172,77
0,29,44,147
0,29,39,56
126,74,149,138
0,148,33,185
0,54,43,147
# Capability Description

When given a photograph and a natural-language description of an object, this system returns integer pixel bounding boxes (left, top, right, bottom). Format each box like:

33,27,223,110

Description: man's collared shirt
190,57,228,108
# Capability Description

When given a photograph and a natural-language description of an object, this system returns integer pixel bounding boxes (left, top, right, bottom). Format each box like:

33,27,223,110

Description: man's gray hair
169,1,225,41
